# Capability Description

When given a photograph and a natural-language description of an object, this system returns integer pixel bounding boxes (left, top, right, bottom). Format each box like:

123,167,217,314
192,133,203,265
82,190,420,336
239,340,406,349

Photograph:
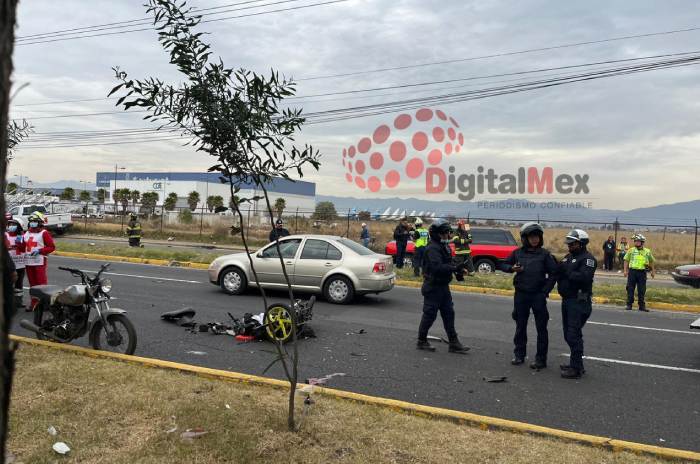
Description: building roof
95,172,315,196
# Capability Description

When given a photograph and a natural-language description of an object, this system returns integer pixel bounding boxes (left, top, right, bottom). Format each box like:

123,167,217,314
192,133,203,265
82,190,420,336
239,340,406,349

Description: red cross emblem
26,236,39,252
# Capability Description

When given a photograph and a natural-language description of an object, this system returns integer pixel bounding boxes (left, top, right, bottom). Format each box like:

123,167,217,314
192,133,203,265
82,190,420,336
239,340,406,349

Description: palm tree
187,191,200,211
130,190,141,212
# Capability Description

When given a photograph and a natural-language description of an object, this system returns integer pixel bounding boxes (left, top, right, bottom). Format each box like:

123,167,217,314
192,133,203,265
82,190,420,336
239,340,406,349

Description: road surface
13,256,700,452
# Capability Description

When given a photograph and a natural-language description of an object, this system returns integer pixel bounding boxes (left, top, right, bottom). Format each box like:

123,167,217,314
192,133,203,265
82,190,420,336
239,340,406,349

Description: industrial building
95,172,316,214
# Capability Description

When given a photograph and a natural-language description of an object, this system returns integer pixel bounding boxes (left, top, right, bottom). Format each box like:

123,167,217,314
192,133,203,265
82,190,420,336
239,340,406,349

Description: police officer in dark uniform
501,222,557,370
416,218,470,354
557,229,597,379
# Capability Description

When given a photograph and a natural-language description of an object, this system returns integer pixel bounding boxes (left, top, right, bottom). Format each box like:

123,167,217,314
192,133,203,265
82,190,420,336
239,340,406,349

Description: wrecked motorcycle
20,263,137,355
261,296,315,344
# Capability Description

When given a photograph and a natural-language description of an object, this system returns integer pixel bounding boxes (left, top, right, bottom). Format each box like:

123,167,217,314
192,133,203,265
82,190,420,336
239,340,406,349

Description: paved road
59,236,686,289
13,256,700,451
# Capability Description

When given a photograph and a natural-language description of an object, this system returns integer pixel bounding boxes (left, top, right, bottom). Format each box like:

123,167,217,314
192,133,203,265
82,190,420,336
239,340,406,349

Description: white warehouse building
95,171,316,214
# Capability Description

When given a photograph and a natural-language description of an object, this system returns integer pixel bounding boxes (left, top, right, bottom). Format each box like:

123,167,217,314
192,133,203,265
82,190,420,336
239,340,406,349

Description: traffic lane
27,257,700,369
13,257,700,451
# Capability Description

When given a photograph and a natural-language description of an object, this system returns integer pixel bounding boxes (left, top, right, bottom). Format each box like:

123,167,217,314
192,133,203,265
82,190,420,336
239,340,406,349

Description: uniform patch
586,259,595,267
571,259,576,263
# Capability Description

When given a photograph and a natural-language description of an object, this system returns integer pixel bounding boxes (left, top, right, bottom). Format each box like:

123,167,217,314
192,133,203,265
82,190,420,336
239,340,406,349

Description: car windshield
336,238,374,255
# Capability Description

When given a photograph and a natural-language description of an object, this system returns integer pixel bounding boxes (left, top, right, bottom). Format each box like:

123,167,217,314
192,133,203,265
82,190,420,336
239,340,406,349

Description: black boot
511,357,525,365
561,367,583,379
625,306,632,311
639,307,649,312
448,339,470,354
560,364,585,374
530,360,547,370
416,340,436,352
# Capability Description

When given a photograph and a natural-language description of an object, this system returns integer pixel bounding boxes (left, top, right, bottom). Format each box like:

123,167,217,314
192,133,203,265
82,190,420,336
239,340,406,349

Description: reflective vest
127,222,142,239
452,230,472,255
24,230,47,267
5,232,25,269
625,247,653,270
414,228,428,248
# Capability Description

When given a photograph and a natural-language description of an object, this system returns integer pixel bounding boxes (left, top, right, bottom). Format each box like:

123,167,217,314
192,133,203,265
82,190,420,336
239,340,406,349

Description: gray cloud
8,0,700,209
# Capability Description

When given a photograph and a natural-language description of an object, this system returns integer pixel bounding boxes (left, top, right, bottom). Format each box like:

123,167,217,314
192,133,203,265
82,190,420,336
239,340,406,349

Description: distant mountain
317,195,700,227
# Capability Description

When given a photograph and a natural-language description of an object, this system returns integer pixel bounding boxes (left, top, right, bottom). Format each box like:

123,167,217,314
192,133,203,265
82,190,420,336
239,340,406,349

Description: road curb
10,335,700,462
395,279,700,314
52,251,700,313
53,251,210,269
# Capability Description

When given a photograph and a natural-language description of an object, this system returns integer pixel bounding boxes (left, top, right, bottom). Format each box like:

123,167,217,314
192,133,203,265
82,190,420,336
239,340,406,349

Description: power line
15,0,274,40
15,0,349,46
16,0,308,42
15,53,699,147
297,26,700,81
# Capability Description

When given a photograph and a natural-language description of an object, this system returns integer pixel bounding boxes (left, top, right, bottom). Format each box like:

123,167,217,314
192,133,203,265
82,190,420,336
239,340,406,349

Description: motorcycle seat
29,285,63,302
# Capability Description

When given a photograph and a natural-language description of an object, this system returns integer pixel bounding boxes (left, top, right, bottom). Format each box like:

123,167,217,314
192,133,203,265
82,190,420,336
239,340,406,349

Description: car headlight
100,278,113,293
679,270,690,276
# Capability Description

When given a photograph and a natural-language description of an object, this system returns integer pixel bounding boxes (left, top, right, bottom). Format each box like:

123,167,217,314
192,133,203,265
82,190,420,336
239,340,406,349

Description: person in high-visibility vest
624,233,655,312
452,220,475,276
411,218,429,277
126,213,143,247
24,212,56,311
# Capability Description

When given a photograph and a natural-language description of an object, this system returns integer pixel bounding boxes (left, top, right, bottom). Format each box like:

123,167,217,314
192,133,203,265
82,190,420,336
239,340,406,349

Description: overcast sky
8,0,700,209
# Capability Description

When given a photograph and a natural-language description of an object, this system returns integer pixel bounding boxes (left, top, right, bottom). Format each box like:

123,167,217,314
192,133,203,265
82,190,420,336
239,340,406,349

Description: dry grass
9,345,670,464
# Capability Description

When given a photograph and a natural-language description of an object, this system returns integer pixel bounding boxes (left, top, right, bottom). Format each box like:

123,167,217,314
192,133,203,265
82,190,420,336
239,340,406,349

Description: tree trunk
0,1,18,462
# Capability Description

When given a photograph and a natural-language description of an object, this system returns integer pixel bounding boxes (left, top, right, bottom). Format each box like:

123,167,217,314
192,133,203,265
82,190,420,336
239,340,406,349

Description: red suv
385,227,519,273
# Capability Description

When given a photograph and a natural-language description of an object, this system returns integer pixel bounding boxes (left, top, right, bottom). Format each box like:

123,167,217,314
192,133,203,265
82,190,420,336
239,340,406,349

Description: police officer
126,213,142,247
557,229,597,379
416,218,470,354
453,220,475,276
411,218,428,277
501,222,557,370
624,233,655,312
269,218,290,242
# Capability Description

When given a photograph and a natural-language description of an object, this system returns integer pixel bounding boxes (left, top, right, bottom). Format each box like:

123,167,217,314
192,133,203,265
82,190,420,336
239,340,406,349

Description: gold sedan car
208,235,395,304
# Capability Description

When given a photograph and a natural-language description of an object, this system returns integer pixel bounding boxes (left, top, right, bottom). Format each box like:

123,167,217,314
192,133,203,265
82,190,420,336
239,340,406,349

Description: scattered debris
483,376,508,383
346,329,366,335
88,242,96,246
47,425,57,436
167,237,175,241
306,373,346,386
350,352,368,357
185,351,207,356
180,428,209,441
52,442,70,455
427,335,449,343
225,404,231,410
165,427,178,434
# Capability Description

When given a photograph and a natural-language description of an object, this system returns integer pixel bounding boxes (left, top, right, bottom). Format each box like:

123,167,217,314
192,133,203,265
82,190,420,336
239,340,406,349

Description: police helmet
428,218,451,238
564,229,589,246
276,218,284,226
414,218,423,226
632,233,646,243
520,222,544,246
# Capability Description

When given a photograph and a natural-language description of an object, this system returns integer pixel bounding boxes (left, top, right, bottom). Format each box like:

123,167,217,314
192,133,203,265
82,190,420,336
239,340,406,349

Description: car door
294,239,343,289
253,238,302,286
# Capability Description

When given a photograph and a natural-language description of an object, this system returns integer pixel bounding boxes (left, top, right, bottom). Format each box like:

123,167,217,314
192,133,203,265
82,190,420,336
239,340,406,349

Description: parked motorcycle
20,263,137,355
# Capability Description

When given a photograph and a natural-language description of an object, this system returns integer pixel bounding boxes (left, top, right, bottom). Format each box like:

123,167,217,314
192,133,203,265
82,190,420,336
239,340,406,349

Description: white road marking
96,271,202,284
588,321,699,336
561,354,700,374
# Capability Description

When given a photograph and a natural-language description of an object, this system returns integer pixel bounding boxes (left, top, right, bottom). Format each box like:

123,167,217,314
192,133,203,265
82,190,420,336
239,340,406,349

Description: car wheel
475,258,495,274
219,267,247,295
323,275,355,304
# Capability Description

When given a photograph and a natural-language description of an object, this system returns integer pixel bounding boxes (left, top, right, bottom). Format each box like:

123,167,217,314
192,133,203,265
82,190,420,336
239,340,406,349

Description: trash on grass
47,425,57,436
165,427,178,434
180,428,209,441
52,442,70,455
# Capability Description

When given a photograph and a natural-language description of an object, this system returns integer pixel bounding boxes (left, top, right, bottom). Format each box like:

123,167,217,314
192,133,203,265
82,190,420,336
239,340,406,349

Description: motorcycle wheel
89,314,137,355
264,304,294,344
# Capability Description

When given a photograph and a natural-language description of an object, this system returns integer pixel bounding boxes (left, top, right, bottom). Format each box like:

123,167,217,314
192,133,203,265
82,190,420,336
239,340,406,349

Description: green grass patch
9,344,669,464
55,241,228,265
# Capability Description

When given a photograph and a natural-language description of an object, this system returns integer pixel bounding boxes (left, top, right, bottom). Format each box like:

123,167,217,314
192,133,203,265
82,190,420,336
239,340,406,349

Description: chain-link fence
54,200,699,270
